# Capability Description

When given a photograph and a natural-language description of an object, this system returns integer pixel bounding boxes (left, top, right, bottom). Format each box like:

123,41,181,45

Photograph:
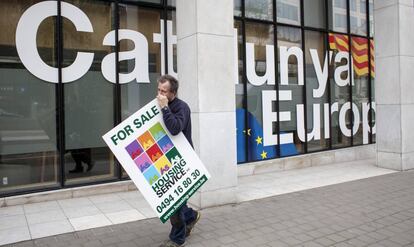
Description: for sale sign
102,99,210,223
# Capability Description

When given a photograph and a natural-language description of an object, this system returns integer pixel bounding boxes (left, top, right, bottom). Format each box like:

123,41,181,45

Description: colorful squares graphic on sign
154,155,172,175
147,144,163,162
125,140,143,160
143,165,160,185
138,131,155,150
166,147,182,166
134,152,152,173
158,135,174,153
150,123,167,141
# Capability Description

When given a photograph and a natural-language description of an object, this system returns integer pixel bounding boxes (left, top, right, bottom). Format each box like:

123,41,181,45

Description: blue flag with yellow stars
236,108,298,163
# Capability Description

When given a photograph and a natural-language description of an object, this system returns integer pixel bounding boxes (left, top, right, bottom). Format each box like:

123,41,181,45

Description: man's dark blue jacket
161,97,193,147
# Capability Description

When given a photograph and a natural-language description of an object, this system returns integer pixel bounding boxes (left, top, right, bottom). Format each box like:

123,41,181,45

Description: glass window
328,33,351,148
329,0,347,33
0,0,59,194
305,31,329,152
369,0,374,37
245,22,278,161
277,26,305,157
350,0,356,11
235,20,247,163
351,37,369,145
234,0,242,17
304,0,326,28
350,0,367,35
167,11,177,76
245,0,273,21
63,0,117,184
276,0,300,26
168,0,176,6
334,0,347,8
119,6,162,119
370,39,375,143
129,0,161,4
235,21,244,94
118,5,162,177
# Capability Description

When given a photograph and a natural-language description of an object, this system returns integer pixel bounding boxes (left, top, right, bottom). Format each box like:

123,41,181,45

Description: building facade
0,0,375,198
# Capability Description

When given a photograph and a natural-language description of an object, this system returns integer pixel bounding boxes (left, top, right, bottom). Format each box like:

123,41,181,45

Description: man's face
157,81,175,102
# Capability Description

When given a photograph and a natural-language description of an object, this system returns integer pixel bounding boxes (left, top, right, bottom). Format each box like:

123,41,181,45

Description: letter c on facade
16,1,94,83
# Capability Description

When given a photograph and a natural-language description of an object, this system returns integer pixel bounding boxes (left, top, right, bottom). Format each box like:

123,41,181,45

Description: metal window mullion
241,0,249,161
114,1,122,180
325,0,332,150
366,0,373,144
300,0,308,153
57,0,65,188
273,0,281,157
163,2,169,75
347,0,354,146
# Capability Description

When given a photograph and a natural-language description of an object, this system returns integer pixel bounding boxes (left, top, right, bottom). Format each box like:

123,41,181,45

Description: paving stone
217,235,237,244
116,241,139,247
314,237,336,246
81,240,101,247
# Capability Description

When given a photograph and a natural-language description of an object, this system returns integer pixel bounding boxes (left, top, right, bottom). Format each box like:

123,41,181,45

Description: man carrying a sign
157,75,201,247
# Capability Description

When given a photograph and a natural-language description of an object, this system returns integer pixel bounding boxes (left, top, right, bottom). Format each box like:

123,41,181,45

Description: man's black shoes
186,211,200,237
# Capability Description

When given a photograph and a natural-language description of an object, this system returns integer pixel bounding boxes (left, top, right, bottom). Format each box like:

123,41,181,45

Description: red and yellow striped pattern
328,33,375,78
329,34,349,52
351,37,369,76
370,40,375,78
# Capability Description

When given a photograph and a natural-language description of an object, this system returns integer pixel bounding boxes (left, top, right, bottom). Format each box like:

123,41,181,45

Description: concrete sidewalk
0,159,398,246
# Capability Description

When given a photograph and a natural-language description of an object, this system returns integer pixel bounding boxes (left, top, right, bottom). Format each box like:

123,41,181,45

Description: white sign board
102,99,210,223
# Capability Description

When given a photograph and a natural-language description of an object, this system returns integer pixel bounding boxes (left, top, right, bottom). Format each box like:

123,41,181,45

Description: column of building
375,1,414,170
175,0,238,207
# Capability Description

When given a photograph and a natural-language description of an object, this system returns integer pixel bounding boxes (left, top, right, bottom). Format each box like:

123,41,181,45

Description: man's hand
157,94,168,108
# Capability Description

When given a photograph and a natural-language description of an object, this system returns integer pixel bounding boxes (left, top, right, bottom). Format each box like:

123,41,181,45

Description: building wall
0,0,376,197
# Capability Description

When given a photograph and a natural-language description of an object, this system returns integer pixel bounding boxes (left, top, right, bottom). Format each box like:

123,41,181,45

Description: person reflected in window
69,148,94,173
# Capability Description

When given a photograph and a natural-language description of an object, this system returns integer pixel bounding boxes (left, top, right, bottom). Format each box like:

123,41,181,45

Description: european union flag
236,108,298,163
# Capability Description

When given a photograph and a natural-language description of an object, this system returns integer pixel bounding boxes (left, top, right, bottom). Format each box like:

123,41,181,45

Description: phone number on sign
156,169,201,214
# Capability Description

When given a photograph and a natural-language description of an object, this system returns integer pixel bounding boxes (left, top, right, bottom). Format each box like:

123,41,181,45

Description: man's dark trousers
169,203,197,245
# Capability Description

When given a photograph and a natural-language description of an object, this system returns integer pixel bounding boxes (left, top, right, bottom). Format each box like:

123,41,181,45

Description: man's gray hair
158,74,179,95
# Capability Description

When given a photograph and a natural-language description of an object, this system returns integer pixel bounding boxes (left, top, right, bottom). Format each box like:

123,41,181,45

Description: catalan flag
370,39,375,78
352,37,369,76
329,33,349,52
329,33,375,78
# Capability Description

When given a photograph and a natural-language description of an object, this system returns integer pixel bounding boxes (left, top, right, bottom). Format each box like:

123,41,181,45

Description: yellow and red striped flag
328,33,375,78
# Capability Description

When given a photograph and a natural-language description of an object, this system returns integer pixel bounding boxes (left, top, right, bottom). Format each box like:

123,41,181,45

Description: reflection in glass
168,11,177,76
369,0,374,37
329,0,347,33
167,0,176,6
245,0,273,21
276,0,300,26
119,5,161,120
244,22,278,161
328,33,351,148
305,31,329,152
133,0,161,4
119,5,162,177
304,0,326,28
277,26,305,157
350,0,367,35
0,0,59,194
235,20,247,163
63,0,116,183
235,21,244,110
352,37,369,145
234,0,242,17
370,39,375,143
